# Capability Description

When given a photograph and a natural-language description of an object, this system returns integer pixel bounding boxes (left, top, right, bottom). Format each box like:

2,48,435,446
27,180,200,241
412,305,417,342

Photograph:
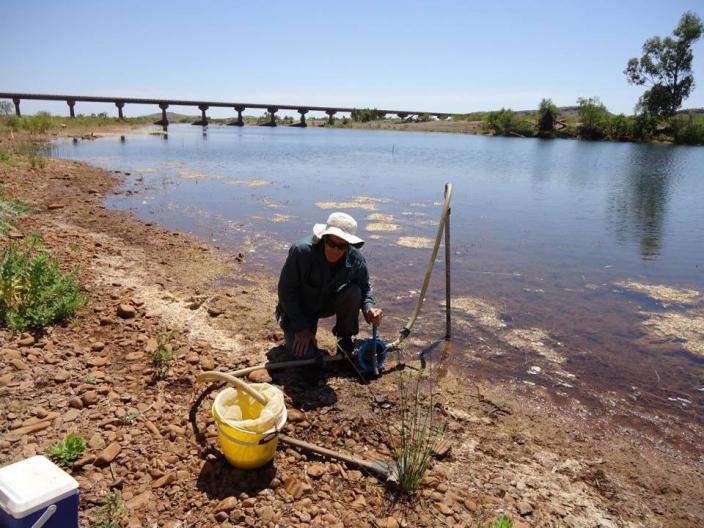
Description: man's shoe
301,365,321,387
336,337,355,356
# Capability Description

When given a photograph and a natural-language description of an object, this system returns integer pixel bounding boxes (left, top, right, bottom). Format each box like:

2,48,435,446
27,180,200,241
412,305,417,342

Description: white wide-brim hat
313,212,364,247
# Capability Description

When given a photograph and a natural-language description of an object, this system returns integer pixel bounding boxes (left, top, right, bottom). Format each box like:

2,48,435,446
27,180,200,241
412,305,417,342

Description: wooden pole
444,183,451,340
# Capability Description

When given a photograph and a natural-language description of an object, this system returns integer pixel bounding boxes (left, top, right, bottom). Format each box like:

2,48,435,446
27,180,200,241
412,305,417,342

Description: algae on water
641,309,704,357
614,280,702,306
396,236,434,249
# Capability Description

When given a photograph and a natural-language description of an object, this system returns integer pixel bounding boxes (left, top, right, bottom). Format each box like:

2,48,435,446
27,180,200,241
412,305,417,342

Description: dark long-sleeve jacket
276,236,375,333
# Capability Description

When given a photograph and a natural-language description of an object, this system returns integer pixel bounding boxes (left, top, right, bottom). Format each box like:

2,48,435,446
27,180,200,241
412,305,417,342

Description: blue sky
2,0,703,117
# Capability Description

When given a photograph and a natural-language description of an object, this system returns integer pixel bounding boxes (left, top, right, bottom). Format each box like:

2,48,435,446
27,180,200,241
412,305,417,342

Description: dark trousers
283,284,362,358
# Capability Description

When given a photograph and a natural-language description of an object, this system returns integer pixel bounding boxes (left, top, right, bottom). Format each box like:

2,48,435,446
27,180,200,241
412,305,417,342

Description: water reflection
608,145,676,260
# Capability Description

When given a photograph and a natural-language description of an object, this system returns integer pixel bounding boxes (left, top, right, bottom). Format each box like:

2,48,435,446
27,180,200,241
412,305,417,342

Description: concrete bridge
0,92,451,129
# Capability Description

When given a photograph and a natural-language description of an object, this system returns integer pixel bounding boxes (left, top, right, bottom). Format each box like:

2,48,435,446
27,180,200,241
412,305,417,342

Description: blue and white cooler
0,455,79,528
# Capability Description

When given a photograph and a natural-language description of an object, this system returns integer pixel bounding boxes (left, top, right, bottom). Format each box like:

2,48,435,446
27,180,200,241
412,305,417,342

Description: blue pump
356,325,387,375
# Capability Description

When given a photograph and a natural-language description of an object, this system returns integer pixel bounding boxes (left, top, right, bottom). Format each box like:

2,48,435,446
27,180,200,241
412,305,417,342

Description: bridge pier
397,112,408,121
67,99,76,118
155,103,169,130
228,105,245,126
290,109,308,127
193,104,209,126
115,101,125,119
326,110,336,125
12,98,20,117
260,107,278,127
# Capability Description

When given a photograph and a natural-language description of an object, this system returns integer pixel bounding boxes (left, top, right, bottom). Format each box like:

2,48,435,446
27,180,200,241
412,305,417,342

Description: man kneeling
276,212,383,381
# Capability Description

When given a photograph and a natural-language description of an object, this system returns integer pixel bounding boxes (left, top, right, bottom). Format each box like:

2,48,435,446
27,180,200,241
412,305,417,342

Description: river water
51,124,704,440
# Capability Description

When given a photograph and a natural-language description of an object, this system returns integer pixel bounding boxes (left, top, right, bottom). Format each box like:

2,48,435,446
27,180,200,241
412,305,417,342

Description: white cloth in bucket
214,383,285,434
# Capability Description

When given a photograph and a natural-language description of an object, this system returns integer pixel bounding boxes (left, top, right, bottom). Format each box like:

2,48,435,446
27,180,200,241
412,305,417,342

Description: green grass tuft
391,372,447,494
0,196,29,234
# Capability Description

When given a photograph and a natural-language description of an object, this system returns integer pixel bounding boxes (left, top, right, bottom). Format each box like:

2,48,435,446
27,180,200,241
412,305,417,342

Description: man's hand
365,307,383,326
293,328,315,358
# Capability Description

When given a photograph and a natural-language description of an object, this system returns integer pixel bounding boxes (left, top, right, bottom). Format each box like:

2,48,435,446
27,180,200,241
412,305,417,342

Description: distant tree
0,99,13,116
537,98,559,134
577,97,609,139
351,108,385,122
671,112,704,145
484,108,534,137
624,11,704,117
608,113,630,141
630,112,658,141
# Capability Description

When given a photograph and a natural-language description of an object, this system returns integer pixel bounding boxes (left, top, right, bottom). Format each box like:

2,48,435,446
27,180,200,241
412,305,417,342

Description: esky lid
0,455,78,517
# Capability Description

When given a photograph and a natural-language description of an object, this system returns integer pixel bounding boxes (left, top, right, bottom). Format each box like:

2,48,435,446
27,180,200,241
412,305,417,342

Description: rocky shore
1,130,702,527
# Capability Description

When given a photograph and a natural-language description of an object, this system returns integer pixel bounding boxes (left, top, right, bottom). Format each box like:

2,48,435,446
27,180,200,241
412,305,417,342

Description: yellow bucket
211,382,287,470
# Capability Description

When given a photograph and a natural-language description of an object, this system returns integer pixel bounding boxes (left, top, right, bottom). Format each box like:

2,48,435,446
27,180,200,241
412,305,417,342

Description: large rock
287,409,305,422
282,476,312,499
248,369,272,383
81,391,99,406
215,496,238,513
306,463,326,479
152,473,176,488
94,442,122,466
17,335,35,347
117,304,136,319
88,432,105,450
126,490,152,510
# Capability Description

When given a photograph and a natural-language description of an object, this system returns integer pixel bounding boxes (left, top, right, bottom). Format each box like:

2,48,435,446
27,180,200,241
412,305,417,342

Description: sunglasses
324,237,349,251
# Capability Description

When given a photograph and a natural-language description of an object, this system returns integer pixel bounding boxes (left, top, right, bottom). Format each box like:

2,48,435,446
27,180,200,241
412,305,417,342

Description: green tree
351,108,385,122
0,100,13,116
671,113,704,145
577,97,609,139
537,98,559,134
484,108,533,137
624,11,704,117
608,113,630,141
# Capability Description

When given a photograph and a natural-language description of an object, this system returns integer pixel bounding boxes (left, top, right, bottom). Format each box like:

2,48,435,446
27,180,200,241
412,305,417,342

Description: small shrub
0,150,14,164
22,112,53,134
120,410,141,423
27,152,46,169
3,115,21,131
0,240,87,331
486,515,513,528
151,330,176,379
94,492,129,528
0,197,28,234
46,432,86,467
